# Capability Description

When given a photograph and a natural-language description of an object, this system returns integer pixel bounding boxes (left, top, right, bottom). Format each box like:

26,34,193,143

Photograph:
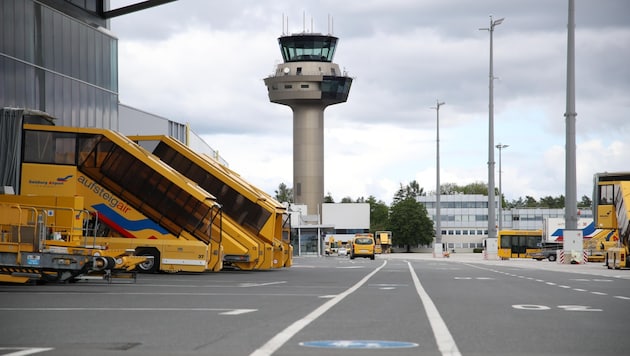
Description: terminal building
414,194,593,252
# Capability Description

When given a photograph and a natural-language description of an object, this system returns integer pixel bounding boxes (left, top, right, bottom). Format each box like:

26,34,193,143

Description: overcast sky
110,0,629,207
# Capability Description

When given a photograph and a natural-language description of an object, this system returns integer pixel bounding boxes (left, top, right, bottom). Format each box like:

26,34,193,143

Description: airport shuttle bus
497,229,543,259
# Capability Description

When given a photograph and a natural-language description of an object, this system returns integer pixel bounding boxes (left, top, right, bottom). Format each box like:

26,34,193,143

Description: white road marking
219,309,257,315
408,262,461,356
614,296,630,300
239,281,287,287
0,348,54,356
0,307,255,314
249,260,388,356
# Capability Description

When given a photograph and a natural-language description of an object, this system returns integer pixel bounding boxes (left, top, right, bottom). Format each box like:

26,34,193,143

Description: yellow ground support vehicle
497,229,543,259
17,123,224,273
0,195,147,284
130,135,292,268
592,172,630,269
350,233,375,260
582,223,617,263
375,231,392,254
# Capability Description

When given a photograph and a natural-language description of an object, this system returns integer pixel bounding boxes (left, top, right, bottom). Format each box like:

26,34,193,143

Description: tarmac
379,252,630,279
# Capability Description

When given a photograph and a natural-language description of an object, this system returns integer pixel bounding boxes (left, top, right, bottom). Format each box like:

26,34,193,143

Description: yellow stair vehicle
582,223,617,263
593,172,630,269
0,195,147,284
16,123,224,273
130,135,293,268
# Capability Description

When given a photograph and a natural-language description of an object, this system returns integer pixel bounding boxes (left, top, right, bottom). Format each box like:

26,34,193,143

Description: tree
324,192,335,203
274,183,293,203
437,181,489,196
389,181,433,252
578,195,592,208
366,196,389,232
393,180,425,204
340,196,354,203
524,196,538,207
461,181,489,195
388,197,433,252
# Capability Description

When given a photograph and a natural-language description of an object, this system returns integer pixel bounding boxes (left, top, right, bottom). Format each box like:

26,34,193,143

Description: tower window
296,67,302,75
284,84,293,89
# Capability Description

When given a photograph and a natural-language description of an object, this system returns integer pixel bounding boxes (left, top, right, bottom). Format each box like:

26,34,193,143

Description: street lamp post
496,143,509,231
480,15,504,240
431,100,445,252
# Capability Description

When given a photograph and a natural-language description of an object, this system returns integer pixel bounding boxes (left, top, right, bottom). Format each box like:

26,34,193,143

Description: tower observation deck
264,33,353,216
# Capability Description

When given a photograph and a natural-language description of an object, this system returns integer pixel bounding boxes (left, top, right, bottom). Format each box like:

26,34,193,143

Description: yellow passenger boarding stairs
0,196,149,284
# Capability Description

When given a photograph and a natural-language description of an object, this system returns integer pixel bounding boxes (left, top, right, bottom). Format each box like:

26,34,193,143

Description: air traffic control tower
264,33,353,216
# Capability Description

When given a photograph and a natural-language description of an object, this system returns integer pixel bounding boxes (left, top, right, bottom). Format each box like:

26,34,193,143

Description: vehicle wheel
136,248,160,273
350,254,355,260
548,255,556,262
370,255,375,260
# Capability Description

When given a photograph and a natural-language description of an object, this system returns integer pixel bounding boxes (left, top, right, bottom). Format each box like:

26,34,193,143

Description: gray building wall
1,0,119,129
119,103,186,140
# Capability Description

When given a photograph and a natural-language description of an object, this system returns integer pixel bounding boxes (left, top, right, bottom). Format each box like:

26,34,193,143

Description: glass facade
1,0,118,129
278,34,337,62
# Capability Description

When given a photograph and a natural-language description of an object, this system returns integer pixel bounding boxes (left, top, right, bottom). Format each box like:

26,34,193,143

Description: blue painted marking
299,340,418,349
92,203,168,234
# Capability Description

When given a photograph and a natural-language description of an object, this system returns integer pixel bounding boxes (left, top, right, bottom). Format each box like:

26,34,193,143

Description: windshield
355,237,373,245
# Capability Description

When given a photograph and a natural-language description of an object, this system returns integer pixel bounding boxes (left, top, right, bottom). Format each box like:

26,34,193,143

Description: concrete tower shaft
264,33,352,216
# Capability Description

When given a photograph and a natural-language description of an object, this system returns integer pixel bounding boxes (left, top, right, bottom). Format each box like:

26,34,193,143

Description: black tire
548,254,556,262
136,248,160,273
370,254,375,260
